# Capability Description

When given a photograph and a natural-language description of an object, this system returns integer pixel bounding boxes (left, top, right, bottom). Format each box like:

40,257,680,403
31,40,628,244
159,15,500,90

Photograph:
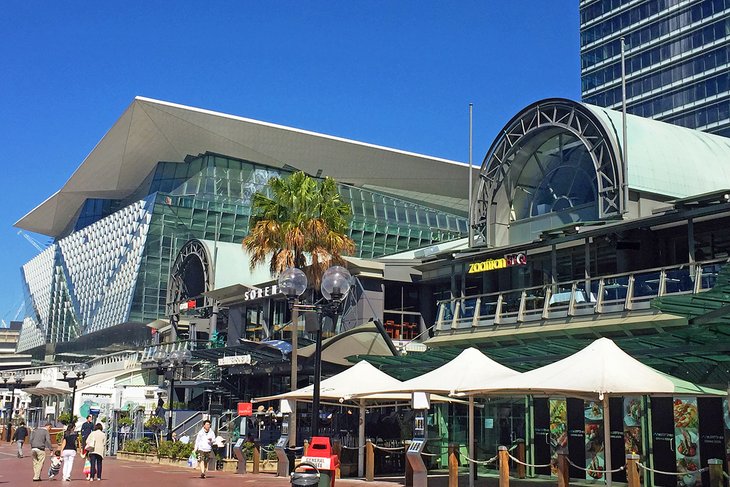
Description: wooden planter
221,459,240,473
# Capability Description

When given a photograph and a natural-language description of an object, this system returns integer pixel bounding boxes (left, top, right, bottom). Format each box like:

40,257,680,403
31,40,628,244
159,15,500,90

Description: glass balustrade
435,258,727,331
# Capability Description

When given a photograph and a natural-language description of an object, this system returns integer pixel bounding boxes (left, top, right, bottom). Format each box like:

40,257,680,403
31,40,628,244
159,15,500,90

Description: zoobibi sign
467,252,527,274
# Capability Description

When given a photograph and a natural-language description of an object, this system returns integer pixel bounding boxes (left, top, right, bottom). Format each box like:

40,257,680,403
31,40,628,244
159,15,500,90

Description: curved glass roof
585,103,730,198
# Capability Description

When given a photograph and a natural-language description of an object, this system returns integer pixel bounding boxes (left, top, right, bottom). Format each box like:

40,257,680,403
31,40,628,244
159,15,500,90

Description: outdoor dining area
253,336,729,487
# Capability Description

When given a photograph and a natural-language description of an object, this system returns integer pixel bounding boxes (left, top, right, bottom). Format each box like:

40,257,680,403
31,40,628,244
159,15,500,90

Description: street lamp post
2,372,24,442
59,363,89,423
279,265,352,438
154,349,192,440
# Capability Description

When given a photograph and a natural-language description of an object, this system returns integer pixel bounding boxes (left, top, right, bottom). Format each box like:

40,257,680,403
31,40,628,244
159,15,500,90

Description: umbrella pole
603,395,612,487
359,399,365,477
469,396,475,487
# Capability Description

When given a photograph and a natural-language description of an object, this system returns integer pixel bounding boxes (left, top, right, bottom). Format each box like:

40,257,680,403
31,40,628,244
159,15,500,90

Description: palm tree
242,170,355,447
242,170,355,286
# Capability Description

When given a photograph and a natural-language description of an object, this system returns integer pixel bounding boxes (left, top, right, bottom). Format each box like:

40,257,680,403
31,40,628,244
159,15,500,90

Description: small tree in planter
144,416,166,449
57,411,78,426
118,416,133,450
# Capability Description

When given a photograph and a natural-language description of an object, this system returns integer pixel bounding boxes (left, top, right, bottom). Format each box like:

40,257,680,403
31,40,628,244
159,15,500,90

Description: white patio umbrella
458,337,726,486
254,360,461,477
353,347,521,487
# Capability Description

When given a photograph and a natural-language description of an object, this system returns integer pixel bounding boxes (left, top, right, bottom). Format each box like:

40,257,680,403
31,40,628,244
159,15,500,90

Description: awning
25,381,72,396
424,311,686,347
298,322,396,366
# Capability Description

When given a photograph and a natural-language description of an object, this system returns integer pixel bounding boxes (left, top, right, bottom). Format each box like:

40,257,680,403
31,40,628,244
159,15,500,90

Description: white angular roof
17,97,472,237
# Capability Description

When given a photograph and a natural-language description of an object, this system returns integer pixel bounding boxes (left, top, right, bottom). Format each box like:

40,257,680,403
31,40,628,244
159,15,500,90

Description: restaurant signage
243,284,280,301
218,354,252,366
468,252,527,274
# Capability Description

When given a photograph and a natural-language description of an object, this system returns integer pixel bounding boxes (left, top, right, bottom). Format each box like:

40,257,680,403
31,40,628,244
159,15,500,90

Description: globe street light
279,265,352,438
277,267,307,448
58,363,89,424
154,349,192,440
2,371,23,442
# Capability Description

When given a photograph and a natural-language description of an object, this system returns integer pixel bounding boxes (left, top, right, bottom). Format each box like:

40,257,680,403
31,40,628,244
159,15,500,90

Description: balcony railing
436,259,727,331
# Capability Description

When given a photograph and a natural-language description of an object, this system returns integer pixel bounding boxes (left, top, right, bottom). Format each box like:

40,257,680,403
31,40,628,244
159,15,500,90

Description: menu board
584,400,605,480
698,398,724,487
567,398,586,479
674,397,702,487
533,398,551,476
724,399,730,476
549,398,568,476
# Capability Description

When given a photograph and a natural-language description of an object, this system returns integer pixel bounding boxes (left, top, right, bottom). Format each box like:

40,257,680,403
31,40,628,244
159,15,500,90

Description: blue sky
0,1,579,324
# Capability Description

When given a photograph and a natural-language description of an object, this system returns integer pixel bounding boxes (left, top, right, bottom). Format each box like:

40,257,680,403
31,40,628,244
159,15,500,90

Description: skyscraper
580,0,730,137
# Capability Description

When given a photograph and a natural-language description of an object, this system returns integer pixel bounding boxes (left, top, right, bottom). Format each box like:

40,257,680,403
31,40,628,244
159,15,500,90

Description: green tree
242,171,355,286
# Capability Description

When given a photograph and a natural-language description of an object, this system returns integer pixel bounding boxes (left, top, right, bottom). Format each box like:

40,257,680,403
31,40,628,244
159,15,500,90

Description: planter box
221,459,241,473
260,459,278,473
158,457,189,468
117,451,159,464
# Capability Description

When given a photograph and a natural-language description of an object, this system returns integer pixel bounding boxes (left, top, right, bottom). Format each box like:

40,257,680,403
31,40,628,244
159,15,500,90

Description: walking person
80,416,93,449
13,421,29,458
84,423,106,481
60,423,80,481
194,419,215,479
29,423,53,482
48,450,63,480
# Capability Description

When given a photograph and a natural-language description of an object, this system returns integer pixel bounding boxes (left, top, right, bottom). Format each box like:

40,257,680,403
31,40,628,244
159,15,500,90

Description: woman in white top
194,420,216,479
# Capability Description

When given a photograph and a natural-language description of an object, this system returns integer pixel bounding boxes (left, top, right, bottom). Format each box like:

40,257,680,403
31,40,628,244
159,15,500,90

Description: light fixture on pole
59,363,89,424
280,265,352,438
2,371,23,442
154,349,192,440
278,267,308,447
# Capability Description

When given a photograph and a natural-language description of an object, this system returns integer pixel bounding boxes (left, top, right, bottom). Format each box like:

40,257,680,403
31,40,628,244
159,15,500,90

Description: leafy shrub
118,417,133,428
144,416,165,431
157,440,194,460
57,412,78,426
122,439,155,454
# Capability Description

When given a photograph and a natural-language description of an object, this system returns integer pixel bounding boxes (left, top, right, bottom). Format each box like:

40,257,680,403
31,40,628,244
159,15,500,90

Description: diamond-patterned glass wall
18,153,466,350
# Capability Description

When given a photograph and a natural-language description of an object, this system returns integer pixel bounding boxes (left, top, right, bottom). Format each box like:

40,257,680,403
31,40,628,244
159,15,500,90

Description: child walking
48,450,62,480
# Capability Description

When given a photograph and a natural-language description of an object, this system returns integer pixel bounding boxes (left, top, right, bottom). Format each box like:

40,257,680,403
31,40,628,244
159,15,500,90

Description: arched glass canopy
472,99,625,247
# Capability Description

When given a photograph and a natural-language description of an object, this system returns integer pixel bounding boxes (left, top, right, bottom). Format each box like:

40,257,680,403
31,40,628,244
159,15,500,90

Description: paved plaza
0,441,571,487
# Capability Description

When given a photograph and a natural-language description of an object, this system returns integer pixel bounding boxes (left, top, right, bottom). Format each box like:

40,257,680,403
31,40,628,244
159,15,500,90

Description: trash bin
291,463,320,486
300,437,338,487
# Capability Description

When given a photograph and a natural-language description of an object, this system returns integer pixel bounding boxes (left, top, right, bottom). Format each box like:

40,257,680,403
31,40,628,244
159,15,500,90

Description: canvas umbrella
458,337,726,486
353,347,521,487
254,360,461,477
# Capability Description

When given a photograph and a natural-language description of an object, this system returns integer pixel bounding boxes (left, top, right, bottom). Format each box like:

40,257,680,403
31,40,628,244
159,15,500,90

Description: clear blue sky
0,1,579,324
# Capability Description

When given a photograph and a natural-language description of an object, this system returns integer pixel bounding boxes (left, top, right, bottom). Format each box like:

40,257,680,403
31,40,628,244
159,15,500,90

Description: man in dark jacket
12,422,29,457
29,423,53,481
80,415,94,448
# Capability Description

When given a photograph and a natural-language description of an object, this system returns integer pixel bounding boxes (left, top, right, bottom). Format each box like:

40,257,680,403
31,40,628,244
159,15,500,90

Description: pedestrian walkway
1,442,577,487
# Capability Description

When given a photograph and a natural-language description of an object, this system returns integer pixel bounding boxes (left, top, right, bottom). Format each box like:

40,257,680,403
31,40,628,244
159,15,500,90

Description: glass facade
581,0,730,137
19,153,467,349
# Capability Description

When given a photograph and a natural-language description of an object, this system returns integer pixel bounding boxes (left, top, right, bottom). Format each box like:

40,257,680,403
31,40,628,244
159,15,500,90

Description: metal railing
436,259,727,331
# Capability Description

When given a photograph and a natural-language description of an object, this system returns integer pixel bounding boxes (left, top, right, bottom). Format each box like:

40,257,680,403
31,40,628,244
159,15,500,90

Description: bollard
405,440,413,487
366,439,375,481
708,458,723,487
498,445,509,487
516,440,526,479
303,439,309,456
626,454,641,487
333,439,342,479
557,451,569,487
252,442,260,475
448,443,459,487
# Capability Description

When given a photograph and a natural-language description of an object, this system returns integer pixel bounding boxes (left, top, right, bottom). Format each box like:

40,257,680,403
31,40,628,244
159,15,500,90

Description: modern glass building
580,0,730,137
15,97,470,355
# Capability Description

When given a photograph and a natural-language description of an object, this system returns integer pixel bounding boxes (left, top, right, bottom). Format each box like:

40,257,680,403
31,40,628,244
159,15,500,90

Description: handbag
188,452,198,469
